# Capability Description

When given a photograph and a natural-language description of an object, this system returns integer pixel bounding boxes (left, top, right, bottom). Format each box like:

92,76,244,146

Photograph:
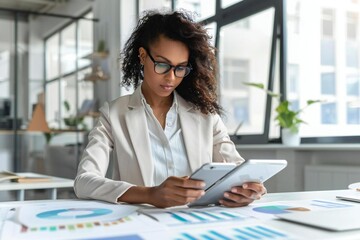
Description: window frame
140,0,360,144
200,0,285,144
43,9,95,129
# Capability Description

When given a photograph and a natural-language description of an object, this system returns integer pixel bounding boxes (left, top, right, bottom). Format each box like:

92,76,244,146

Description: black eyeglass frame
145,49,192,78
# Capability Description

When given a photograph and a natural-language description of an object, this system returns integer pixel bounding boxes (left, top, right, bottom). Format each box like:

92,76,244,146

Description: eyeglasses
145,50,192,78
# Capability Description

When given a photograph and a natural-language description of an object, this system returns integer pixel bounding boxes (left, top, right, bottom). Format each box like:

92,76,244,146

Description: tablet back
188,159,287,207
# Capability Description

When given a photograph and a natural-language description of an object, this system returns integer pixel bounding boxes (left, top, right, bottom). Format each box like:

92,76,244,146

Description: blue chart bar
178,225,288,240
209,230,232,240
181,233,197,240
235,226,288,239
196,211,222,220
220,211,241,219
311,200,352,208
200,234,215,240
256,226,287,237
170,210,246,224
182,211,207,221
170,212,189,223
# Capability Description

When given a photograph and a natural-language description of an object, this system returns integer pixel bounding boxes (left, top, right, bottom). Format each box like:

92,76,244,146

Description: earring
140,64,144,78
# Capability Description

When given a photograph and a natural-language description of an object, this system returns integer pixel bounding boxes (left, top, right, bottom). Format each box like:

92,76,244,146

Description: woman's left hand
219,182,267,207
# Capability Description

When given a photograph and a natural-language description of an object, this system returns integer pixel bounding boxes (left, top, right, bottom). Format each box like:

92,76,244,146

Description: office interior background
0,0,359,201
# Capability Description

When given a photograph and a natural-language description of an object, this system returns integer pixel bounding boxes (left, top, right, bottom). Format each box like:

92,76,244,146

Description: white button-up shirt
141,92,191,186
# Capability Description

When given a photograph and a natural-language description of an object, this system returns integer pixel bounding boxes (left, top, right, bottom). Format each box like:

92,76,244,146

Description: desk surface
0,189,359,240
258,189,360,240
0,172,74,191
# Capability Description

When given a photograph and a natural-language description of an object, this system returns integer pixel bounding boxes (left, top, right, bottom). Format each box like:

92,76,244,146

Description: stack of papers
0,171,50,183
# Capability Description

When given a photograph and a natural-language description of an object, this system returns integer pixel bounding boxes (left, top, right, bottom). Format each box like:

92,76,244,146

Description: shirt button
167,121,173,127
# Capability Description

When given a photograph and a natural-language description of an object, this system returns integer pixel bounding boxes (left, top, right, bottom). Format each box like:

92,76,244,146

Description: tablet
190,163,237,190
188,159,287,207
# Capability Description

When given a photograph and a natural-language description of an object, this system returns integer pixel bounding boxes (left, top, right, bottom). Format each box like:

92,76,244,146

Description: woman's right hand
149,176,205,208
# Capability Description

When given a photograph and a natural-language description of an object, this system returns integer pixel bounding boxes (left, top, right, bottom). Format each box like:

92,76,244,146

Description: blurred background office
0,0,359,200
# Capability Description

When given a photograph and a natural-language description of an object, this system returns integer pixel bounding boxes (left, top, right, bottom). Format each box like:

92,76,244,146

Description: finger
170,192,204,205
224,191,258,205
174,188,205,199
230,187,258,199
219,198,253,207
173,177,206,189
242,182,267,195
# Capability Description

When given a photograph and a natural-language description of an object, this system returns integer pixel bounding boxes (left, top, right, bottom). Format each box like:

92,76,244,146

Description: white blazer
74,86,244,203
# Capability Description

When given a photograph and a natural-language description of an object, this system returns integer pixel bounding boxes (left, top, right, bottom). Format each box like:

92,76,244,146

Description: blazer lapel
125,88,153,186
177,94,202,173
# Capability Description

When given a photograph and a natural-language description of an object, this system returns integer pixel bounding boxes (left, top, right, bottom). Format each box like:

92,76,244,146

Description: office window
222,58,249,89
347,75,360,96
347,12,358,40
61,24,76,75
322,9,335,37
346,42,359,68
286,0,360,140
321,40,335,66
78,12,93,69
287,0,300,34
346,12,359,68
321,9,335,66
175,0,215,21
347,102,360,124
221,0,244,9
44,11,94,129
321,72,336,95
205,22,217,47
0,51,10,98
45,81,60,127
45,34,60,81
288,64,299,94
219,8,274,135
321,102,337,124
139,0,171,12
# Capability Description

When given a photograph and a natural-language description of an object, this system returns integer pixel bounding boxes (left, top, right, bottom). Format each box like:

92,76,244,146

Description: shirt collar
140,87,179,112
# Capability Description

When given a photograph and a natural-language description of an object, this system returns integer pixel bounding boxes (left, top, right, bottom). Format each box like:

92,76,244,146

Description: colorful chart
17,201,139,228
22,216,133,234
37,208,112,219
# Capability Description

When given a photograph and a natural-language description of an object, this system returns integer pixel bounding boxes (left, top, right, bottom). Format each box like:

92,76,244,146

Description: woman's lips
161,85,173,91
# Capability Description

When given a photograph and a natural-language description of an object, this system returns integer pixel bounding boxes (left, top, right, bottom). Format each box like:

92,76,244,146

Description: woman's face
139,35,190,100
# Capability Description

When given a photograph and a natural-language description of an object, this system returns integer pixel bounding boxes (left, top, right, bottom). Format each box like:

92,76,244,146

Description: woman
74,10,266,208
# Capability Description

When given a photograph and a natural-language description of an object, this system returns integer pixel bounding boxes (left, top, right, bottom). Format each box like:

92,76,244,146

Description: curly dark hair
121,10,221,115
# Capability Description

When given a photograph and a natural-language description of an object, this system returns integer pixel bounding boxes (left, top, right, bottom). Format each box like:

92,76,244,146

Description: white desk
0,172,74,201
0,189,359,239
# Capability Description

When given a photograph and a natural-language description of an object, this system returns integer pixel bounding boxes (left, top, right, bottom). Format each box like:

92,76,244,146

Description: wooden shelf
82,51,109,59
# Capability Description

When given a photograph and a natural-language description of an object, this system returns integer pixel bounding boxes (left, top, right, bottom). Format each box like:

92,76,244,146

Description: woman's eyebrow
154,54,188,65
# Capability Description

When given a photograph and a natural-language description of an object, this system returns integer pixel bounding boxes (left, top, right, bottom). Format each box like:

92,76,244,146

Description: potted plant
244,82,321,146
63,100,88,130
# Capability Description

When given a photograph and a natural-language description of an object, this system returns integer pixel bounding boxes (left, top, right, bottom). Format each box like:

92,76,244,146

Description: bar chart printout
141,207,252,226
173,224,293,240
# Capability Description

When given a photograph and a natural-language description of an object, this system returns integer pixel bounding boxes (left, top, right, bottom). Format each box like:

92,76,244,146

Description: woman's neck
141,88,173,109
